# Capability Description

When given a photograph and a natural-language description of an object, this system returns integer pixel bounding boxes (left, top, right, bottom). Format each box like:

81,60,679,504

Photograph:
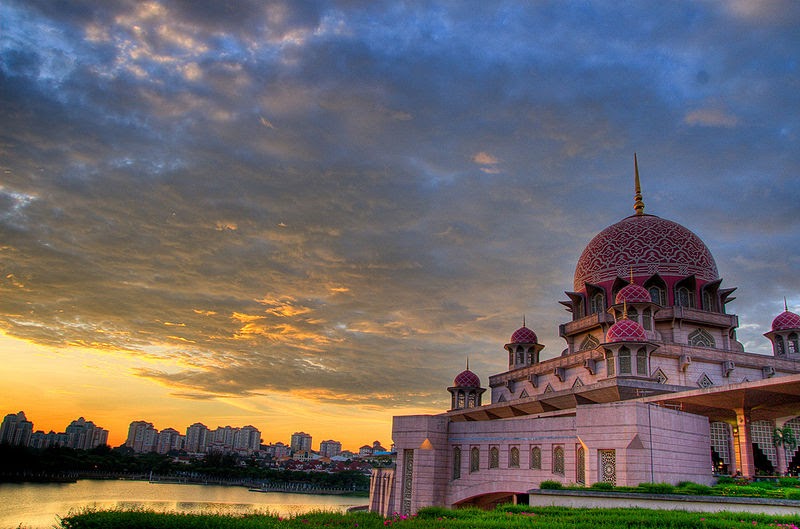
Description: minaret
633,153,645,216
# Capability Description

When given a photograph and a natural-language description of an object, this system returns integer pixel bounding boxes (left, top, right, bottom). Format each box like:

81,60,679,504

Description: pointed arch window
628,307,639,324
509,446,520,468
452,447,461,480
618,346,631,374
590,292,605,315
489,446,499,469
702,290,717,312
676,286,695,308
776,336,786,355
456,391,465,409
470,447,480,473
647,286,666,306
516,346,525,365
636,348,648,375
552,446,565,476
642,308,652,330
530,446,542,469
688,329,715,348
789,333,799,354
605,351,615,376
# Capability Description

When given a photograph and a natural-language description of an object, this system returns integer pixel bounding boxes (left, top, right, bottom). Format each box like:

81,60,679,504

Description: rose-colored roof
615,283,652,304
772,310,800,331
509,325,538,344
606,318,647,343
453,369,481,388
574,214,718,291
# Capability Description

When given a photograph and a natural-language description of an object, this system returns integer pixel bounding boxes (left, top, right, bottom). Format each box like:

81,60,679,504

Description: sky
1,0,799,450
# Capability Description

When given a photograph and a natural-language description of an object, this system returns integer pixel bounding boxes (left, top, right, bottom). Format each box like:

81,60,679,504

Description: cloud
0,0,798,420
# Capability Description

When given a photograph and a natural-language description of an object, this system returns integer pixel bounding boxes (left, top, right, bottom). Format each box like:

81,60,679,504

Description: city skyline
1,2,799,449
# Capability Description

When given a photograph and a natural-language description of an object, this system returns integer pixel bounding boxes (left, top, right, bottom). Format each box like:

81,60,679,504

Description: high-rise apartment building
65,417,109,450
184,422,209,453
319,439,342,458
126,420,158,453
0,411,33,447
290,431,312,453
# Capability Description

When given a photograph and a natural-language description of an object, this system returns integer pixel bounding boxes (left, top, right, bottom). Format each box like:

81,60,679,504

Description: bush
678,482,713,496
637,482,676,494
778,477,800,488
589,482,615,491
785,489,800,500
539,480,563,489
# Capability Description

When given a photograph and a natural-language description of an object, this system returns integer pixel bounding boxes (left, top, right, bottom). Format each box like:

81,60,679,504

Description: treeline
0,444,370,490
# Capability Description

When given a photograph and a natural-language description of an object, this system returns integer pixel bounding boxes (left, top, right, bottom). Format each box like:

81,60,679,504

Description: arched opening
489,446,499,469
688,329,715,348
552,446,564,476
470,447,480,473
675,276,697,308
452,447,461,479
636,347,648,375
530,446,541,469
605,350,615,376
644,275,667,306
642,307,652,330
579,335,600,351
789,333,799,355
618,346,631,374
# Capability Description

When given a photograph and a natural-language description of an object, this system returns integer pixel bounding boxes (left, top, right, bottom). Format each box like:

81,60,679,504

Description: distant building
0,411,33,446
319,439,342,458
184,423,209,453
263,441,290,459
290,431,312,453
234,425,261,454
358,444,373,457
65,417,108,450
125,421,158,453
156,428,182,454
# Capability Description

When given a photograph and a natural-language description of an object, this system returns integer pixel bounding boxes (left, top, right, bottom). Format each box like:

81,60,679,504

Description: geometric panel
652,368,668,384
600,449,616,485
697,373,714,388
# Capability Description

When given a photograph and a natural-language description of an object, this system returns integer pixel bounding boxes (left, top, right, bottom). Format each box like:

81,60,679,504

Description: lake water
0,480,365,529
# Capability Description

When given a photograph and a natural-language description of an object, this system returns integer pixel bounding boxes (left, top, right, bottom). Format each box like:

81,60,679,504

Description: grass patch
59,505,800,529
535,478,800,500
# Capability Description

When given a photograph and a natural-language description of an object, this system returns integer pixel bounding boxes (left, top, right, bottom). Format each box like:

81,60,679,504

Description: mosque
368,157,800,516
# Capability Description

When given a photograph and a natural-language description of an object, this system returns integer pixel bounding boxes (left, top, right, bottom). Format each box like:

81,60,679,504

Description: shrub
589,482,615,491
715,476,735,485
539,480,563,489
785,489,800,500
778,477,800,488
679,482,713,496
637,482,676,494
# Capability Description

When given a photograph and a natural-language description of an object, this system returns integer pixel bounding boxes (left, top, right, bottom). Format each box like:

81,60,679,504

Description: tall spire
522,314,526,327
785,297,789,312
633,153,645,216
466,357,469,370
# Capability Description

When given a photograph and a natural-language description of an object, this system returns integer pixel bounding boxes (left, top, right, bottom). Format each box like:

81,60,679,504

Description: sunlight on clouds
684,108,739,128
193,309,218,316
215,221,238,231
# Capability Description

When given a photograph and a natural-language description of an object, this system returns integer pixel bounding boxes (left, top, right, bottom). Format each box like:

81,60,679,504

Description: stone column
733,409,754,479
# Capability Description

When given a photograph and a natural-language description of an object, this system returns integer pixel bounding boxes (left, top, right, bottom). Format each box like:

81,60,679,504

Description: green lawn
59,504,800,529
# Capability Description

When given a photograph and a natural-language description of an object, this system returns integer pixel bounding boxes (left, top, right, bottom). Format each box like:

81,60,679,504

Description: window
605,351,615,376
789,333,799,354
516,346,524,365
452,447,461,479
702,290,716,312
579,335,600,351
636,348,648,375
509,447,520,468
776,336,786,355
467,392,477,408
619,346,631,374
456,391,465,409
688,329,715,348
552,446,565,475
628,307,638,324
676,286,695,308
470,447,480,473
590,292,605,314
648,285,666,306
489,446,499,469
576,445,586,484
530,446,541,469
642,308,652,330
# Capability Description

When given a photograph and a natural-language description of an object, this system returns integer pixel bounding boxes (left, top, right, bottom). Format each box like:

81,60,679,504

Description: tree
773,425,797,476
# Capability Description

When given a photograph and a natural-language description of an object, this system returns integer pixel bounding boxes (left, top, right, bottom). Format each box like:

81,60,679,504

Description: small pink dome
615,283,652,304
510,325,538,344
772,310,800,331
454,369,481,388
606,318,647,342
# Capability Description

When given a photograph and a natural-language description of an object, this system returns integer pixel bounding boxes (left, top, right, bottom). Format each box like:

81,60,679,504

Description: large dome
453,369,481,388
574,214,718,291
772,310,800,331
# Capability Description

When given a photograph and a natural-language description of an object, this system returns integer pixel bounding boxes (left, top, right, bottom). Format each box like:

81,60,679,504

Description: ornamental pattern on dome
606,318,647,343
510,325,538,344
615,283,652,304
772,311,800,331
454,369,481,388
574,215,718,292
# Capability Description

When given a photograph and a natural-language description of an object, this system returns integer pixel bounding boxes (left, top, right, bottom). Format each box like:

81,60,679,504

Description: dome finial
522,314,526,327
466,356,469,370
785,297,789,312
633,153,645,216
629,265,634,284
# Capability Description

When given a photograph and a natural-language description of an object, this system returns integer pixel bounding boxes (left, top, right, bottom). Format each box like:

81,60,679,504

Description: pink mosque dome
453,369,481,388
615,283,652,304
574,214,718,292
606,318,647,343
772,310,800,332
509,325,538,344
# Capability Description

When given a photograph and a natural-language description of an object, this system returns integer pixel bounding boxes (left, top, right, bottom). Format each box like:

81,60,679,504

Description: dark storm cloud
1,0,799,407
